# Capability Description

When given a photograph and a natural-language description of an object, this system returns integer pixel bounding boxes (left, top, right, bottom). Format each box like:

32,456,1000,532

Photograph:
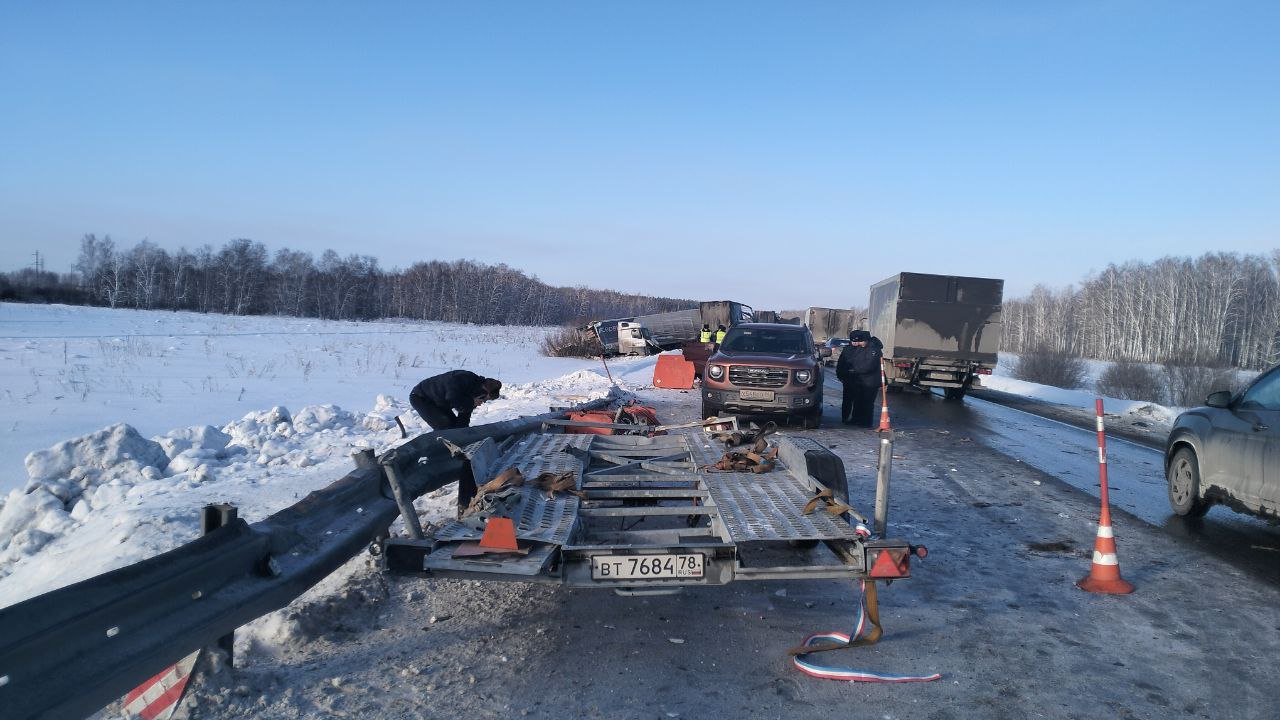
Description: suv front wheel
1167,447,1209,517
701,397,718,421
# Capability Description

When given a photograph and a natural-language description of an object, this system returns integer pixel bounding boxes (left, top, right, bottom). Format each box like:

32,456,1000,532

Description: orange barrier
563,410,618,435
653,354,696,389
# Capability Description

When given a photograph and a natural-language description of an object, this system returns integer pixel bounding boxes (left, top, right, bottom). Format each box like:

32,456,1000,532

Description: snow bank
986,354,1180,426
0,367,626,609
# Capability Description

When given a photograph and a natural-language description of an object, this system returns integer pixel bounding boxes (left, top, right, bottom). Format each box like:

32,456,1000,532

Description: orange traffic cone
1078,398,1134,594
1077,516,1134,594
479,517,519,551
877,371,892,432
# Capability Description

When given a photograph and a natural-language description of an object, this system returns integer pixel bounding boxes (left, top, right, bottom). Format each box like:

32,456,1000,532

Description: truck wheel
944,387,966,402
1167,447,1210,517
802,408,822,429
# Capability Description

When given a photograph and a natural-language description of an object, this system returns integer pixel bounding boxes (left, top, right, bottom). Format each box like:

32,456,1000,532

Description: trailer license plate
739,389,775,401
591,554,704,581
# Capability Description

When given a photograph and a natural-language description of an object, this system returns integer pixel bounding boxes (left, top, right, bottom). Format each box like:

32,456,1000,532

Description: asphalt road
822,371,1280,586
182,382,1280,720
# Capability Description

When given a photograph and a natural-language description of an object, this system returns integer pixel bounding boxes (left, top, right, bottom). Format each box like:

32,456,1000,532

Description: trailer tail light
975,368,993,375
864,542,913,578
894,362,913,369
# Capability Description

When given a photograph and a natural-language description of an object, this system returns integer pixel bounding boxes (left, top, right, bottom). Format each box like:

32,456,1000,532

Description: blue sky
1,2,1277,309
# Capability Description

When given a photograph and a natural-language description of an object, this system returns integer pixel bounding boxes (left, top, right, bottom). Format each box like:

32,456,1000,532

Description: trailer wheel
944,387,967,402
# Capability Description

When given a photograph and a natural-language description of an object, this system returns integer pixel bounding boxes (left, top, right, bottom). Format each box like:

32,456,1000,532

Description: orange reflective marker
478,517,519,551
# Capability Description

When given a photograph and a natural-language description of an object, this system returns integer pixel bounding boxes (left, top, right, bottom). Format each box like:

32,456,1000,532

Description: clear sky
2,1,1277,309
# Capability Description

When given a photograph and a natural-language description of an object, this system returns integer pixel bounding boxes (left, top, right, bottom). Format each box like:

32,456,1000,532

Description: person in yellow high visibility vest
699,324,713,343
714,325,727,343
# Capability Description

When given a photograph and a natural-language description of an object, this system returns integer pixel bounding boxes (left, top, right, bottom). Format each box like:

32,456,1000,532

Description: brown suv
701,323,824,428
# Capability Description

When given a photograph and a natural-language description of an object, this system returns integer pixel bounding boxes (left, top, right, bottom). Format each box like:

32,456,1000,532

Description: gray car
1165,365,1280,521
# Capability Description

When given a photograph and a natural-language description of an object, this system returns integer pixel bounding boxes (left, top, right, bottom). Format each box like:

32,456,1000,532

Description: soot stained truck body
869,272,1004,401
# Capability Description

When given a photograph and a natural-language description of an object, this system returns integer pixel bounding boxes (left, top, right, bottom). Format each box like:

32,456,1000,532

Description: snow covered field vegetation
0,302,655,608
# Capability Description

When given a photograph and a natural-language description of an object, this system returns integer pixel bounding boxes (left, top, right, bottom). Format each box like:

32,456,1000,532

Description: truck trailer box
868,272,1003,363
804,307,857,345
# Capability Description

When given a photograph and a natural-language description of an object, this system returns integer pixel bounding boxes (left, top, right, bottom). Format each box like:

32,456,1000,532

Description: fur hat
849,330,871,343
481,378,502,400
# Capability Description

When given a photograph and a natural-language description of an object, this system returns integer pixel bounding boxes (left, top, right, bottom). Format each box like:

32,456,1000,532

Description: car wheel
1167,447,1210,517
701,398,717,420
802,408,822,429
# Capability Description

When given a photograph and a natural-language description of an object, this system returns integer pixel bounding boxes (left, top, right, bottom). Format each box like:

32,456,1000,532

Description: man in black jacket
835,330,883,427
409,370,502,431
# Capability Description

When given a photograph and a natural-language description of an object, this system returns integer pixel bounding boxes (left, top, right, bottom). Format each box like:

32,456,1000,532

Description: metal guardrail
0,398,613,720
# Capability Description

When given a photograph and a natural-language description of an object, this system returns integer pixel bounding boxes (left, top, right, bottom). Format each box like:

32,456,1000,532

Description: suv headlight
794,369,812,384
708,364,725,380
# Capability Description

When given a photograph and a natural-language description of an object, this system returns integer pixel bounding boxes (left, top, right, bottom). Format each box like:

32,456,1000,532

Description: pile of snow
0,368,629,609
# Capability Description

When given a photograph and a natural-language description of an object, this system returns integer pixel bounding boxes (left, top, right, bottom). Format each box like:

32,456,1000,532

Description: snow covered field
0,303,653,608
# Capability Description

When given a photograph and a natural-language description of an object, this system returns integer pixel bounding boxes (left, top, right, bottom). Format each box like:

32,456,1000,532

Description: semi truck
869,272,1003,401
589,300,754,355
804,307,858,345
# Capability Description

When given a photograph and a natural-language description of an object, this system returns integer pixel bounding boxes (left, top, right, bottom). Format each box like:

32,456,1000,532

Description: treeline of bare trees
1003,251,1280,370
0,234,695,326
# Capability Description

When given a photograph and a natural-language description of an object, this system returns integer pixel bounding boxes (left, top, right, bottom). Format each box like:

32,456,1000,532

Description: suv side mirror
1206,391,1233,408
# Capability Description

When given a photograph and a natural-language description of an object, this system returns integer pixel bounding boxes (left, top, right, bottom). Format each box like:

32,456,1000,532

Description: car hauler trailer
869,272,1003,401
381,425,922,589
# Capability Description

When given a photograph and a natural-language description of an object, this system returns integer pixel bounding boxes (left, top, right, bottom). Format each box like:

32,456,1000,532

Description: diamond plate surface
703,473,858,542
432,433,590,545
433,487,580,545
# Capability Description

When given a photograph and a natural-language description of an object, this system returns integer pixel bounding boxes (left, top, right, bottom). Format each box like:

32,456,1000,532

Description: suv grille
729,366,789,388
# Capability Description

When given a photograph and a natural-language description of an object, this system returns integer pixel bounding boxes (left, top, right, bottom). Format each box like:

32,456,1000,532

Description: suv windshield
720,327,809,355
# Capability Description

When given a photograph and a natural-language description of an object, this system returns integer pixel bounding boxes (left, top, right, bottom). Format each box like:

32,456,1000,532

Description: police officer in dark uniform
835,330,883,427
409,370,502,431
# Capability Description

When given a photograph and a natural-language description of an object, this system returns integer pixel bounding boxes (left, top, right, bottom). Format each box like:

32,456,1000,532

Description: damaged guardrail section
0,398,613,720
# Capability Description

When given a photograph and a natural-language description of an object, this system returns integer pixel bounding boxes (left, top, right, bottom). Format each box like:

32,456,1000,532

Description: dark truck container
636,300,753,349
869,272,1003,401
591,301,754,356
804,307,858,346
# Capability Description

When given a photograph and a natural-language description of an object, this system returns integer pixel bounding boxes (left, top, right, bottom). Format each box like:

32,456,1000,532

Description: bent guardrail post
0,393,618,720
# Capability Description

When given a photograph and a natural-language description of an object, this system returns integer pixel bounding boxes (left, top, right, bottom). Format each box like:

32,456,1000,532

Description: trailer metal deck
383,427,913,589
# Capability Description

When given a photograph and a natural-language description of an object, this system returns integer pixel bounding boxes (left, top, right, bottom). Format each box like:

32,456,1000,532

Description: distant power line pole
32,250,45,273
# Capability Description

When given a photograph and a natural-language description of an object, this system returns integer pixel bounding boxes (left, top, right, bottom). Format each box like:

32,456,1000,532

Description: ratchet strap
802,487,853,518
789,580,942,683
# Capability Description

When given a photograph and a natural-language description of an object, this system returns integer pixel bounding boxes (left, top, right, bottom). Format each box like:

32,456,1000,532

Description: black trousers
841,380,879,427
410,393,459,431
409,393,476,511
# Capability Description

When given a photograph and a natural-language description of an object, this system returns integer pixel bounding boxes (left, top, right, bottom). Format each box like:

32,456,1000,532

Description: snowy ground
0,302,655,609
982,353,1182,433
